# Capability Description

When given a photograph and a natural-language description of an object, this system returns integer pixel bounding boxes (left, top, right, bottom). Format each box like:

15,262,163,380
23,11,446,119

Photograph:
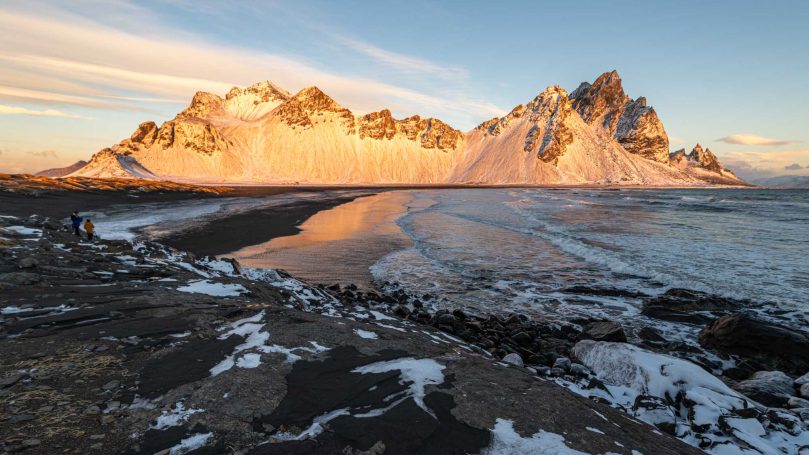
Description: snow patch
482,418,589,455
353,329,378,339
168,432,212,455
352,357,444,418
151,402,203,430
177,280,247,297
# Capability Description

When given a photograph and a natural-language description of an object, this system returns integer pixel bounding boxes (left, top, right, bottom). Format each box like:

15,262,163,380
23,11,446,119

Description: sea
95,188,809,340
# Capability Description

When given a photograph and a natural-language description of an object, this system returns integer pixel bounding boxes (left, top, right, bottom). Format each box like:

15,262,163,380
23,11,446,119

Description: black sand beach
157,193,369,258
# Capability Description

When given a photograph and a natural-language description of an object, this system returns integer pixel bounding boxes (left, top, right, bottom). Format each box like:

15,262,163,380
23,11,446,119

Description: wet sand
230,191,416,289
156,193,368,258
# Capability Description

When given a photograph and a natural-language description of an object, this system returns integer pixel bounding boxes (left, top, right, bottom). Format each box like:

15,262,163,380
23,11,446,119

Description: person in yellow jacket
84,219,95,241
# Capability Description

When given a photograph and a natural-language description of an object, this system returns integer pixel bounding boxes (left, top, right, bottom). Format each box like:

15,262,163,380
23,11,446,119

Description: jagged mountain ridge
69,72,744,185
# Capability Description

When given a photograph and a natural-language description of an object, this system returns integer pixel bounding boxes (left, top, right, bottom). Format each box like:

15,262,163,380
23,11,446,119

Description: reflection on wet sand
231,191,414,289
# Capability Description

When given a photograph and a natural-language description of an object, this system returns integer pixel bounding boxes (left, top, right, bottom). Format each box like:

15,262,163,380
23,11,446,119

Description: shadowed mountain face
66,73,744,186
35,160,87,178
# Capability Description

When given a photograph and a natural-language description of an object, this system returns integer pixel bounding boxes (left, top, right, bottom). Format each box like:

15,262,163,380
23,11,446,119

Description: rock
699,315,809,376
435,313,456,326
84,405,101,415
17,257,38,269
801,383,809,399
549,367,566,377
510,331,533,346
581,321,626,342
570,70,670,162
788,396,809,409
641,289,741,324
535,366,551,376
1,372,24,388
796,372,809,386
569,363,589,377
637,326,667,342
553,357,572,371
502,353,523,368
0,272,41,285
733,371,795,407
90,434,105,440
632,395,676,435
9,414,34,424
101,380,120,391
22,439,40,448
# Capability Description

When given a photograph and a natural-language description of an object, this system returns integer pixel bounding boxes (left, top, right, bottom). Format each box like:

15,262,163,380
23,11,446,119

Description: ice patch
370,310,396,321
211,312,330,375
1,306,33,315
151,402,203,430
353,329,378,340
375,322,406,332
352,357,444,417
273,408,350,441
168,432,212,455
177,280,247,297
4,226,42,236
482,418,589,455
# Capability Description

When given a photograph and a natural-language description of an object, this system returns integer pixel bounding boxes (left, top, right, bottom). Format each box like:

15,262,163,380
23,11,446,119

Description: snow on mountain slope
448,86,697,185
70,75,744,186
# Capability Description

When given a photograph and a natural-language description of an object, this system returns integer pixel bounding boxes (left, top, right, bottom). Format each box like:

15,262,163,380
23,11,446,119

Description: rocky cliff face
70,74,743,185
687,144,722,173
452,85,693,185
570,71,670,163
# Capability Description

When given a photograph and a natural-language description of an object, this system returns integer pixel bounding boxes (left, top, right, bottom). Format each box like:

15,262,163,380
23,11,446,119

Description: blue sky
1,0,807,177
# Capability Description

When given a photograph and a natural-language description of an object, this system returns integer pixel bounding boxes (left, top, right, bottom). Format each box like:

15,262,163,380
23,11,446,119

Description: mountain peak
570,71,668,163
291,86,346,112
226,81,290,102
178,91,224,119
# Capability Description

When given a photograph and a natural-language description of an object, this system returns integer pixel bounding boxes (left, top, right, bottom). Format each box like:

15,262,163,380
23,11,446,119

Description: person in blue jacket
70,211,83,236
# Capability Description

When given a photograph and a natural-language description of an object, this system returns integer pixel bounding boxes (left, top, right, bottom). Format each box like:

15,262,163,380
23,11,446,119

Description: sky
0,0,807,180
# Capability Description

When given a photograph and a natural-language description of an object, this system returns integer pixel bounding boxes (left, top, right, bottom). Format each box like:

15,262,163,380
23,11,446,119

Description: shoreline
156,193,373,258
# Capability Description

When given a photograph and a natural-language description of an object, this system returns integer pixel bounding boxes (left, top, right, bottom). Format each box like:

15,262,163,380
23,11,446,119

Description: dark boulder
699,314,809,376
637,326,667,342
580,321,626,342
732,371,795,407
641,289,743,324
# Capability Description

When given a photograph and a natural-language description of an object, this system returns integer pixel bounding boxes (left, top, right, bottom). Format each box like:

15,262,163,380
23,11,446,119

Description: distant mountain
750,175,809,188
35,160,87,177
70,72,745,186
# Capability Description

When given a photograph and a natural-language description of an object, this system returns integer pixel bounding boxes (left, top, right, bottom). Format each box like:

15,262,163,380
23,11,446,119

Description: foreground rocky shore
1,214,807,454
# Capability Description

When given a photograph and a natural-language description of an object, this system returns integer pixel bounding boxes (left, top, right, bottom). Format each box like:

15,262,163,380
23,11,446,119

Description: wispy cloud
335,37,469,80
27,150,59,158
716,134,796,146
0,103,92,119
0,4,502,127
785,163,803,170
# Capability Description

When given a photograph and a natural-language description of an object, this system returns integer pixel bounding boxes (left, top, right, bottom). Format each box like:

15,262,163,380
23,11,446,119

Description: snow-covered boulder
571,340,809,454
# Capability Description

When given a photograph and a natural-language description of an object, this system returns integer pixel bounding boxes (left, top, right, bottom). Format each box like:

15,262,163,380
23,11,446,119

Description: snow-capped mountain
68,72,745,185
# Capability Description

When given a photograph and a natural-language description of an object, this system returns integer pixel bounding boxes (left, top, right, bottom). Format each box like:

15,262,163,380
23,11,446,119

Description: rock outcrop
699,314,809,376
570,70,670,163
